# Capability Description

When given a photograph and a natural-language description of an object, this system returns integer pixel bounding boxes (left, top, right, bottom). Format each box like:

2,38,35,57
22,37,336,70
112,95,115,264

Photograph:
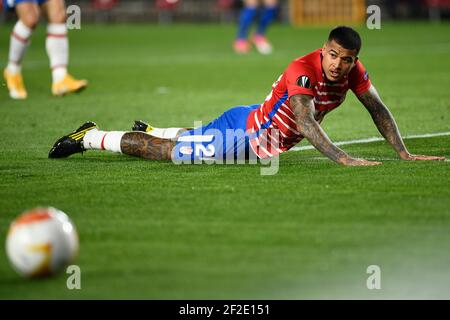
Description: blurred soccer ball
6,207,79,278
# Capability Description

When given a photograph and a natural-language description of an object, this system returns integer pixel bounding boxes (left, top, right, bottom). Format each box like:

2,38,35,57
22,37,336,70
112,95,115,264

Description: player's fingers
426,156,445,161
346,160,382,166
367,161,382,166
413,155,445,161
355,161,381,166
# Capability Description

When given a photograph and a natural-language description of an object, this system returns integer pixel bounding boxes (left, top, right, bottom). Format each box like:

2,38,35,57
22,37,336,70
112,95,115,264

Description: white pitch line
290,131,450,152
306,156,450,162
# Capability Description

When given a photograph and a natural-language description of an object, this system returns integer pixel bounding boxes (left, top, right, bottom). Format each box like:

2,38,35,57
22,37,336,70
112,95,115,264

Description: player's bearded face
322,40,358,82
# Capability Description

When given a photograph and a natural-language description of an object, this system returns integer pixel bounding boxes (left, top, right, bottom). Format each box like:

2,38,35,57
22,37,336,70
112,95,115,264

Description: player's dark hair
328,26,361,55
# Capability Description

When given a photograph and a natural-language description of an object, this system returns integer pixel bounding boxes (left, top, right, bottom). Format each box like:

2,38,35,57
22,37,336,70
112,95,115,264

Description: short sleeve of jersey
284,60,317,98
349,60,372,95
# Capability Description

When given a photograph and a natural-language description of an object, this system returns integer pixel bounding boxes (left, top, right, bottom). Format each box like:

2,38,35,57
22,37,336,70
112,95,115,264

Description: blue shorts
173,104,259,163
3,0,47,11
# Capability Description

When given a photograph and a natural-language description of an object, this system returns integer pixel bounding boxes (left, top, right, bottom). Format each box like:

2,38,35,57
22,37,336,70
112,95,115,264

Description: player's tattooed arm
357,85,408,156
120,132,176,160
357,85,445,161
291,94,381,166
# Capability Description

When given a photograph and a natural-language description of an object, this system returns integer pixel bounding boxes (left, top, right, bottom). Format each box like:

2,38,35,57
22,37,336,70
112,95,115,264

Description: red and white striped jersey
246,48,371,158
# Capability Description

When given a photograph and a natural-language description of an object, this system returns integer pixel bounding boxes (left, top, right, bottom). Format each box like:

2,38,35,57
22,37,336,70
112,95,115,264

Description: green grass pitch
0,22,449,299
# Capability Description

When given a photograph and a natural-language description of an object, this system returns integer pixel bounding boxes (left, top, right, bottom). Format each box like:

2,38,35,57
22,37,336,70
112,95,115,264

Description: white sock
148,127,185,139
7,20,33,75
52,67,67,83
83,129,125,153
46,23,68,83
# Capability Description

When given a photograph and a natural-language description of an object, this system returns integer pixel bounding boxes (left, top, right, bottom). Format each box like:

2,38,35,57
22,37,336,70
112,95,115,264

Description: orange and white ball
6,207,79,278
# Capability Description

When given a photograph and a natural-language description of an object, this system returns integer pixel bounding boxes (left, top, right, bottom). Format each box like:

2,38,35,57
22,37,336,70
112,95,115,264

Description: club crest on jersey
297,75,311,88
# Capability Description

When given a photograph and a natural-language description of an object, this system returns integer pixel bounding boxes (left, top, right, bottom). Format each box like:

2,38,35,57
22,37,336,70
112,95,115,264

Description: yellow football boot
4,69,27,99
52,74,88,97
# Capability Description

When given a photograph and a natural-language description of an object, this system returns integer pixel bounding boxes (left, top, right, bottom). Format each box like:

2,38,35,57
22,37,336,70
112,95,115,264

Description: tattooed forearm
120,132,176,160
291,94,349,164
357,86,407,155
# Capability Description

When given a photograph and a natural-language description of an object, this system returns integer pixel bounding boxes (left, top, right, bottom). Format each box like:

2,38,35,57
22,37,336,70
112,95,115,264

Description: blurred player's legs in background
233,0,278,54
252,0,277,54
234,0,257,54
3,0,87,99
42,0,87,96
3,1,39,99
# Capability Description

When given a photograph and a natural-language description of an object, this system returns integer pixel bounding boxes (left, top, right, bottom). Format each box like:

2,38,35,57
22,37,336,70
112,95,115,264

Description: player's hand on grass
342,157,382,166
400,152,446,161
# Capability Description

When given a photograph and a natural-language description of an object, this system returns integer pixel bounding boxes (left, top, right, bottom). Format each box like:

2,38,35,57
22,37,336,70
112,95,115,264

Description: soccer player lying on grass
49,26,445,166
